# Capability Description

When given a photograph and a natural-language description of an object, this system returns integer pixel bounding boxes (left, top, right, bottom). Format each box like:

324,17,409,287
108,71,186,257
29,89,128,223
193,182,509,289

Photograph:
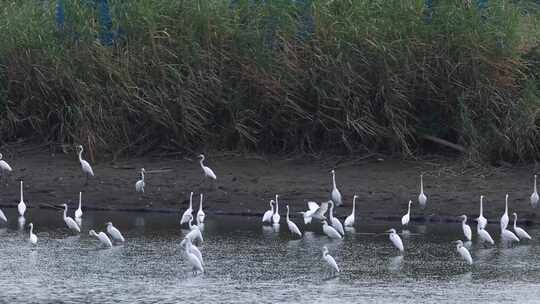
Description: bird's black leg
85,173,89,186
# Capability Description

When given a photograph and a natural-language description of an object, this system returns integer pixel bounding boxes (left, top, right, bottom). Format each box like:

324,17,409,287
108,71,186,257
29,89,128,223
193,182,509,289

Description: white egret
322,246,339,275
28,223,37,245
344,195,358,227
476,195,487,230
0,153,12,183
455,240,472,265
460,215,472,241
322,220,342,239
75,192,83,219
184,237,204,275
106,222,125,242
135,168,145,193
181,237,203,266
262,200,274,223
286,205,302,237
299,201,328,224
329,201,344,235
501,228,520,244
198,154,217,181
531,175,539,208
330,169,343,207
180,192,194,225
512,213,531,240
76,145,94,185
387,228,404,252
186,215,203,244
418,174,427,208
18,180,26,216
272,194,281,224
89,230,113,248
500,194,509,231
476,226,494,245
197,193,205,224
401,200,412,226
0,208,7,223
61,203,80,233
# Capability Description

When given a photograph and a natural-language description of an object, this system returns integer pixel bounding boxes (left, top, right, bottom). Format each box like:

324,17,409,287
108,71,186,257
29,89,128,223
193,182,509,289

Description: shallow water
1,209,540,303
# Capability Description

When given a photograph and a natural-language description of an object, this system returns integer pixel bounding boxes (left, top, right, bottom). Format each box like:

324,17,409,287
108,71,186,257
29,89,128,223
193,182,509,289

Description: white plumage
531,175,539,208
344,195,358,227
184,237,204,275
0,153,13,173
77,145,94,183
198,154,216,180
322,246,339,274
181,237,203,266
186,216,203,244
401,200,411,226
460,215,472,241
262,200,274,223
330,169,343,207
500,194,509,231
180,192,194,225
75,192,83,219
476,195,487,230
501,228,520,243
89,229,113,248
62,203,80,233
512,213,531,240
477,227,494,245
272,194,281,224
322,220,342,239
455,240,472,265
28,223,37,245
18,180,26,216
388,228,404,252
135,168,145,193
286,205,302,237
418,174,427,208
197,193,205,224
106,222,125,242
329,201,344,235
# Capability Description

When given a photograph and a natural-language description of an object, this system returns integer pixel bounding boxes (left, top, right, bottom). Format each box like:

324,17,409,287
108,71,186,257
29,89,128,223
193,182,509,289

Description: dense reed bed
0,0,539,161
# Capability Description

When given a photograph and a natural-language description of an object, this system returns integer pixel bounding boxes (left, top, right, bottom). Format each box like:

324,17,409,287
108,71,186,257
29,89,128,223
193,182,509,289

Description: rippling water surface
1,209,540,303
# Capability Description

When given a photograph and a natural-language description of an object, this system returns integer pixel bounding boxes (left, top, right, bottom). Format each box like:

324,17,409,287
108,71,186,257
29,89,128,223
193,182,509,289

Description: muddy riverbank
0,144,538,224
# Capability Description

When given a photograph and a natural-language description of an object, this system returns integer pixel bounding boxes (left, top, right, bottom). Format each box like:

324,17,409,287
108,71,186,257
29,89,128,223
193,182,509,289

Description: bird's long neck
20,181,23,202
270,201,274,213
199,156,205,169
332,173,336,189
78,192,82,209
141,170,145,181
535,176,538,192
330,203,334,217
199,195,203,211
78,149,83,162
29,224,33,234
505,196,508,213
407,202,411,214
63,206,68,219
286,207,290,220
352,197,356,213
513,215,517,228
275,200,279,213
462,217,466,225
189,193,193,209
479,197,483,215
420,175,424,193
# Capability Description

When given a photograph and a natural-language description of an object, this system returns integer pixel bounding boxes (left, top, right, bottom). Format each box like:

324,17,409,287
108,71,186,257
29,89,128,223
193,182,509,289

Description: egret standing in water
197,193,205,224
18,180,26,216
531,175,539,208
512,213,531,240
89,230,113,248
0,153,12,184
322,246,339,275
476,195,487,230
76,145,94,185
322,220,342,239
262,200,274,224
75,192,83,219
500,194,509,231
184,237,204,275
455,240,472,265
418,174,427,208
180,192,194,225
198,154,216,189
28,223,37,245
272,195,281,224
186,215,203,244
501,227,520,244
460,215,472,241
285,205,302,237
181,237,203,266
299,201,328,224
61,203,80,233
476,226,495,245
106,222,125,243
344,194,358,227
329,201,344,235
330,170,343,207
387,228,404,252
401,200,412,226
135,168,145,193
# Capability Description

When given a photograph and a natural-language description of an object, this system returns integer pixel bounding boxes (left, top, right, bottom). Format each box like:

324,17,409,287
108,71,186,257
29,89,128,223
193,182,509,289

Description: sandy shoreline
0,145,538,224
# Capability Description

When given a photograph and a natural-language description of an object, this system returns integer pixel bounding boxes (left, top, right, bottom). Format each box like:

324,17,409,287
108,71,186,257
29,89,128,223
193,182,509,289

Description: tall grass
0,0,539,161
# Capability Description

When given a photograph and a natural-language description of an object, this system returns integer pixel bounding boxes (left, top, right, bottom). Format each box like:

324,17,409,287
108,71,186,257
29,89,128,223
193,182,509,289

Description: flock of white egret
0,146,538,276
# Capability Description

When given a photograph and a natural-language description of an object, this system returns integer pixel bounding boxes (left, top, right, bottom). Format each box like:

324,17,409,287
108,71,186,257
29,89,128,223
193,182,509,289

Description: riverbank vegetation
0,0,539,162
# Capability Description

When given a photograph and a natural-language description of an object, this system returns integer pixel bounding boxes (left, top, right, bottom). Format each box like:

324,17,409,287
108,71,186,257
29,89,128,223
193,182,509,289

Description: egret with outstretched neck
61,203,80,233
387,228,404,252
531,175,539,208
76,145,94,185
286,205,302,237
198,154,216,189
180,192,194,225
75,192,83,219
330,170,343,207
197,193,205,224
460,215,472,241
322,220,342,239
28,223,37,245
500,194,509,231
106,222,125,242
455,240,472,265
418,174,427,208
512,213,531,240
477,195,487,230
18,180,26,216
401,200,412,226
135,168,145,193
344,195,358,227
322,246,339,275
262,200,274,223
89,230,113,248
272,195,280,224
184,237,204,275
329,201,344,235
